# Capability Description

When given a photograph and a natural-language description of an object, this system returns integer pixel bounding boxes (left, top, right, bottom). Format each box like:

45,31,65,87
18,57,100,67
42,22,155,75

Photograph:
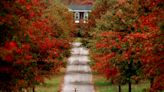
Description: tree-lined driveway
61,42,95,92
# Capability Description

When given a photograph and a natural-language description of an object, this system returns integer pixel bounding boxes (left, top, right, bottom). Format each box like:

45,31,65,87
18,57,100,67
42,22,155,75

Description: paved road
61,42,95,92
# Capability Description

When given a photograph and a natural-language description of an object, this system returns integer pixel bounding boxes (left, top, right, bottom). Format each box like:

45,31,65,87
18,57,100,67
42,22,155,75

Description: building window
84,12,88,20
74,12,79,20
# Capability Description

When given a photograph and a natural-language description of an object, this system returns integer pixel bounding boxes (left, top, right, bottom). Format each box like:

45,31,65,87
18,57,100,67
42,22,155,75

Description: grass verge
35,68,65,92
74,37,82,42
93,73,150,92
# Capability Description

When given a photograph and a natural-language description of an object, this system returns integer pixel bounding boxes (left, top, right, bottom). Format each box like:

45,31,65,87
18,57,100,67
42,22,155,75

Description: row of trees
85,0,163,92
0,0,75,91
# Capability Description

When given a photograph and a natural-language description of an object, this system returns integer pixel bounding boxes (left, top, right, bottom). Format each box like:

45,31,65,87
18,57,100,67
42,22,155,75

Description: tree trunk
150,78,154,88
32,87,35,92
118,85,121,92
128,80,131,92
150,78,154,92
128,58,133,92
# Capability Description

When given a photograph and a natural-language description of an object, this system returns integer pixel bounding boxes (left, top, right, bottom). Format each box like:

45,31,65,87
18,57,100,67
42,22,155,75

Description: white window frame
84,12,88,20
74,12,79,20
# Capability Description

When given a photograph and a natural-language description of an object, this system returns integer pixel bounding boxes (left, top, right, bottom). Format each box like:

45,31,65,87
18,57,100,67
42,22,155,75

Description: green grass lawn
35,68,65,92
74,37,82,42
93,73,150,92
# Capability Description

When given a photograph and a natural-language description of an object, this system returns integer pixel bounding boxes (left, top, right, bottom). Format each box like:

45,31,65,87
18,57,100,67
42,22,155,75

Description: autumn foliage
61,0,94,5
88,0,164,91
0,0,74,91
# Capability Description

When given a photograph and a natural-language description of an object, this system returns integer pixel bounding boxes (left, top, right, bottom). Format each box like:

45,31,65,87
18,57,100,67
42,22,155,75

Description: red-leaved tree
0,0,74,91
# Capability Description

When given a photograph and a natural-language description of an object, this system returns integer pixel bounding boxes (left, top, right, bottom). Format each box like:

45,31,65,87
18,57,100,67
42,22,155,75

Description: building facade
68,4,92,23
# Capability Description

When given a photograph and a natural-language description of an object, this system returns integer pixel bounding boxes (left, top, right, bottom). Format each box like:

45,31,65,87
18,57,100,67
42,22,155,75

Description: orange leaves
143,0,163,9
152,75,164,91
92,51,117,79
102,53,116,61
26,4,32,10
16,48,23,54
129,33,147,39
118,35,122,40
16,0,26,4
29,11,35,18
0,0,73,91
89,0,163,91
123,51,130,60
92,53,118,79
17,79,25,86
4,54,14,62
34,76,44,83
96,42,108,49
31,20,44,30
140,16,158,31
2,41,18,62
22,44,31,50
81,1,93,5
4,41,18,51
25,55,32,60
31,0,39,5
117,0,126,5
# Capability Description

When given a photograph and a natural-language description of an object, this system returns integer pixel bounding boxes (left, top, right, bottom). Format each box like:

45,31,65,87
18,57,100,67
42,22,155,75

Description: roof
68,4,92,11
